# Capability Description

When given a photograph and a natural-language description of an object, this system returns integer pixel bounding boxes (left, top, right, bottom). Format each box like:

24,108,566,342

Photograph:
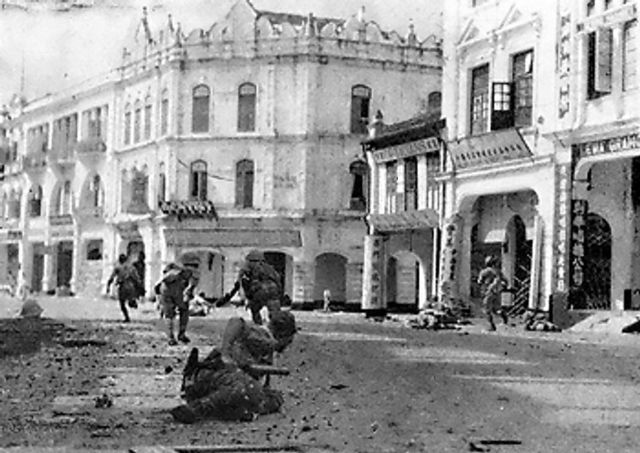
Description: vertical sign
557,13,571,118
362,234,384,310
570,199,587,290
439,215,461,303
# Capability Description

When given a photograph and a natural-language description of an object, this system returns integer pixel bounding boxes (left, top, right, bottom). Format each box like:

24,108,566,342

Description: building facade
0,0,442,306
440,0,638,317
361,112,444,313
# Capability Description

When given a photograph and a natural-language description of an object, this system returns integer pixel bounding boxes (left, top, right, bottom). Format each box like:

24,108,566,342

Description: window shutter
490,82,514,131
243,168,253,208
199,171,208,201
595,27,613,93
235,166,244,207
190,171,198,199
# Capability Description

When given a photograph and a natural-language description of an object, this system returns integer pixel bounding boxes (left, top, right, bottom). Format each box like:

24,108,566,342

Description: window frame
237,83,257,133
192,85,210,133
235,159,254,208
512,49,534,127
469,64,490,135
190,160,208,201
350,84,372,134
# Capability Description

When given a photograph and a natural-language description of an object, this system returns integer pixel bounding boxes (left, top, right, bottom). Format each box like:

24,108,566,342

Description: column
529,214,544,311
378,164,387,214
0,244,8,285
417,261,428,310
430,227,440,300
417,155,428,210
612,23,625,119
17,239,32,295
69,224,82,294
42,242,56,292
361,234,384,310
345,262,363,305
292,261,314,306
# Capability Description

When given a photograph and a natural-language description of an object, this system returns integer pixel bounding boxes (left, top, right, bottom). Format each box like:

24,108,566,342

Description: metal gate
505,240,532,317
583,213,612,310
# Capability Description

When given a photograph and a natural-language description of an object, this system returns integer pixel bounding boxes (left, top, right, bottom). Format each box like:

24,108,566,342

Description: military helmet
246,249,265,262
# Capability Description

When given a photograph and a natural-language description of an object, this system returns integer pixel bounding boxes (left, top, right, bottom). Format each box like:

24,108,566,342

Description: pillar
69,224,82,294
293,261,314,305
345,262,363,305
529,214,544,311
361,234,384,310
42,242,56,292
417,261,429,310
0,244,7,285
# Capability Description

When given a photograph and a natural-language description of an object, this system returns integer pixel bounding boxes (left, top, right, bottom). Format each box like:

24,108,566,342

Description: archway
313,253,347,304
582,213,612,310
179,250,226,299
386,250,421,311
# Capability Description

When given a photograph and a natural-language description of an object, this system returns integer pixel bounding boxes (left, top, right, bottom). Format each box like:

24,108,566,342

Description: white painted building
0,0,442,307
440,0,639,318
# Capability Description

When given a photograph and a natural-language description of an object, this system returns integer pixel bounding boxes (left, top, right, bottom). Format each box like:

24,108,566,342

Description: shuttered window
235,159,254,208
404,157,417,211
470,64,489,135
237,83,257,132
190,160,208,201
350,85,371,134
512,50,534,127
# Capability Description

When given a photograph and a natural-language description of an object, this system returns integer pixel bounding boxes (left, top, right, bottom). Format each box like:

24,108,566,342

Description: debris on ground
407,307,460,330
94,393,114,409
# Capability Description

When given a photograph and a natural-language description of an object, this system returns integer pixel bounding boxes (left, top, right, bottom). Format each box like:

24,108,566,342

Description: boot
167,318,178,345
178,308,190,343
171,404,198,424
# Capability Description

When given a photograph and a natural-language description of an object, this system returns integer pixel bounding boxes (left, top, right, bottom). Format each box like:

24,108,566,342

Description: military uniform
155,263,192,344
477,256,509,331
106,260,141,322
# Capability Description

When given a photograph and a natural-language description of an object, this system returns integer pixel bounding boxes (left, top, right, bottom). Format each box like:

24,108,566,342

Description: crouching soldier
155,263,192,345
220,250,283,325
170,310,296,423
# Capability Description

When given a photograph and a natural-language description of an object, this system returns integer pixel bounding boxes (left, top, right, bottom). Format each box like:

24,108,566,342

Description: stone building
440,0,638,317
0,0,442,306
361,111,445,313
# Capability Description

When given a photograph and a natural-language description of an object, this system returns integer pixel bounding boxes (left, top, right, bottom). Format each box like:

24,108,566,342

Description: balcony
159,199,218,222
49,214,73,226
75,137,106,165
49,146,76,173
22,153,48,176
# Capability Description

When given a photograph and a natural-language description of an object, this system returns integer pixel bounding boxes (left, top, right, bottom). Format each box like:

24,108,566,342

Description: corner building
0,0,442,306
441,0,639,318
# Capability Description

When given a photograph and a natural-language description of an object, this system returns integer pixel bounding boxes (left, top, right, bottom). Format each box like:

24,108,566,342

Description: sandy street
1,305,640,452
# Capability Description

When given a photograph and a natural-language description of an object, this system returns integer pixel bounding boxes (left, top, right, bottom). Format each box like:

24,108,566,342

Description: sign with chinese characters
362,234,384,310
573,133,640,158
372,137,440,164
554,164,571,292
570,199,587,289
439,215,461,302
558,13,571,118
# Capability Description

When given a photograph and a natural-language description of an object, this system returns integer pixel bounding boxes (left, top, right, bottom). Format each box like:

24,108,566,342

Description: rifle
247,364,290,376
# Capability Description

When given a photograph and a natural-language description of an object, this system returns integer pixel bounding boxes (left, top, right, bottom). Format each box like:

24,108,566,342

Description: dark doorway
583,213,612,309
264,252,286,294
56,241,73,288
32,251,44,293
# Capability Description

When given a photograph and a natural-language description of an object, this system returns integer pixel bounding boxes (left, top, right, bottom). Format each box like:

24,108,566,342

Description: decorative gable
457,19,481,46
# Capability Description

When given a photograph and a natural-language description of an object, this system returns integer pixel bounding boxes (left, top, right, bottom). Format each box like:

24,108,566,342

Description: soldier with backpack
155,262,193,345
106,254,142,323
220,250,283,325
477,255,510,331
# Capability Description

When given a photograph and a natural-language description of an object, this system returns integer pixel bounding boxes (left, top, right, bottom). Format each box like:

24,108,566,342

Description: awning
448,128,532,170
368,209,439,233
164,228,302,248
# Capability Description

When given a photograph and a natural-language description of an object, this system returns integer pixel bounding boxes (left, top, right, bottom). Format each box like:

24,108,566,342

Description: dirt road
1,308,640,452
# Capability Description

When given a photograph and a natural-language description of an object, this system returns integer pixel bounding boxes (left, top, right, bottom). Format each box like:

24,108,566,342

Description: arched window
160,89,169,135
144,95,152,140
124,103,132,145
133,100,142,143
235,159,254,208
28,185,42,217
350,84,371,134
237,83,256,132
128,169,149,213
192,85,210,133
90,175,103,208
349,159,368,210
190,160,208,201
427,91,442,118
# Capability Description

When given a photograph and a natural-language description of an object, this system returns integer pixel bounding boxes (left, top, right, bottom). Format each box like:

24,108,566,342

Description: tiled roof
364,115,444,150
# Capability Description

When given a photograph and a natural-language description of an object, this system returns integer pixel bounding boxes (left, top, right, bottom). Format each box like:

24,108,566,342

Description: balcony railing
49,214,73,226
159,199,218,221
22,153,48,174
76,206,104,218
75,137,107,155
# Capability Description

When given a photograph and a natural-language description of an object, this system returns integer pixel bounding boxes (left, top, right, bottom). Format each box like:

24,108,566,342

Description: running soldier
155,263,193,345
477,255,509,331
106,254,142,323
221,250,282,325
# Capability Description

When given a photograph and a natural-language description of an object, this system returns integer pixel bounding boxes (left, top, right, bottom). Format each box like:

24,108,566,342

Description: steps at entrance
567,311,640,334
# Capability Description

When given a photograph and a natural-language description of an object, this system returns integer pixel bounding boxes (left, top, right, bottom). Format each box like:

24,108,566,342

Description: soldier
477,255,509,331
106,254,142,323
221,250,282,325
155,262,192,345
170,310,296,424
